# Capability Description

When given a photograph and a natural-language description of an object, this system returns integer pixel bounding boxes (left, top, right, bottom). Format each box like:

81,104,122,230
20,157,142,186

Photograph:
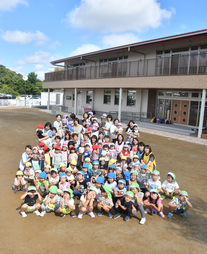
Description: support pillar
118,88,122,121
198,89,206,138
139,89,143,121
74,88,77,115
47,88,50,110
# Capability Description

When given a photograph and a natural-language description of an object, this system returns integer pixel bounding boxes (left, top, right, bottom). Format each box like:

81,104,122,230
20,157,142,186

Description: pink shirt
147,197,162,205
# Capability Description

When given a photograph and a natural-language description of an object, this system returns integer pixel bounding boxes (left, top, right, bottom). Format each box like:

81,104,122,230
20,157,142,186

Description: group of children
13,112,192,222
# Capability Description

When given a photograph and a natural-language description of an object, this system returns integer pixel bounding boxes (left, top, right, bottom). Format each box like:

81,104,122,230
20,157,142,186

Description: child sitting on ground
167,191,192,219
143,189,165,218
138,165,151,195
161,172,180,200
145,170,162,198
20,186,42,218
113,191,134,221
65,168,74,183
72,171,87,199
36,172,49,197
113,179,127,204
104,172,117,191
48,168,59,186
40,185,60,217
56,188,75,218
97,185,113,218
13,170,27,193
58,173,70,190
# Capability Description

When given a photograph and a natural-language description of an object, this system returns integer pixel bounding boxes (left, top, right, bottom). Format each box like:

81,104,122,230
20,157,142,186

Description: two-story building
43,29,207,138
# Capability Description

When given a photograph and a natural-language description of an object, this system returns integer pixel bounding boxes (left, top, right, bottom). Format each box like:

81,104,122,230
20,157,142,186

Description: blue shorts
174,208,184,214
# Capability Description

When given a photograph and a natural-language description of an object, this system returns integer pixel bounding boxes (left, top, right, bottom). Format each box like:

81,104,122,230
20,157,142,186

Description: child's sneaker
14,189,18,194
159,212,165,218
123,215,130,221
88,212,95,218
167,212,174,218
33,210,41,216
70,212,76,218
40,211,46,217
113,213,121,219
20,211,27,218
22,188,27,193
57,212,65,218
180,212,187,218
144,209,151,214
107,212,112,218
160,195,165,200
139,217,146,225
97,211,103,217
78,213,83,219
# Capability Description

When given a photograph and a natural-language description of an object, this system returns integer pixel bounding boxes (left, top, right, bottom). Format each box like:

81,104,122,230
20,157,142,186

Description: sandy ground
0,108,207,254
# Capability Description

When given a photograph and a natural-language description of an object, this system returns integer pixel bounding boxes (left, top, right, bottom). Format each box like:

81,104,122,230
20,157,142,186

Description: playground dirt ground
0,108,206,254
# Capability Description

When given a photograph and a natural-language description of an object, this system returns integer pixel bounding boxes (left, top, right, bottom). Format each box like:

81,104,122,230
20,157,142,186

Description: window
114,89,119,105
127,90,136,106
192,92,199,98
173,92,189,97
103,90,111,104
86,91,93,104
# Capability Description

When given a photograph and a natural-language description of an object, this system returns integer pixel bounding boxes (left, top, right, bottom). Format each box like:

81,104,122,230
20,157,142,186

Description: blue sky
0,0,206,80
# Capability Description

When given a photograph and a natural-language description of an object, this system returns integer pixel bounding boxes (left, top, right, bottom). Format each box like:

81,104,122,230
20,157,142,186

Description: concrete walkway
40,109,207,146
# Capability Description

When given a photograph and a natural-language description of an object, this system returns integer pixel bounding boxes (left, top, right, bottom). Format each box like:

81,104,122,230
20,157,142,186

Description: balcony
45,53,207,82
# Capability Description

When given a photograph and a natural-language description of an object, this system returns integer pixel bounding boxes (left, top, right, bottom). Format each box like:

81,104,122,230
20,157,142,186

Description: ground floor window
114,89,119,105
103,89,111,104
86,90,92,104
127,90,136,106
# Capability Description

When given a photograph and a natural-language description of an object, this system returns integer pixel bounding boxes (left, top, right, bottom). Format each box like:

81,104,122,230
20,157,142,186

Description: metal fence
0,99,41,108
45,52,207,82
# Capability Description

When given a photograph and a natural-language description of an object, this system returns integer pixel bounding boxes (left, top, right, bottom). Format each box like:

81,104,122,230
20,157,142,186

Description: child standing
68,147,78,165
30,147,41,171
61,144,68,166
167,191,192,219
38,142,45,171
20,186,42,218
43,146,51,167
109,143,117,160
101,143,110,168
52,146,63,169
143,189,165,218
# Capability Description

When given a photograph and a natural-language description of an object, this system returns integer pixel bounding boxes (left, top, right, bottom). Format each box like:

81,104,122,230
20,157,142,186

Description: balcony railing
45,53,207,82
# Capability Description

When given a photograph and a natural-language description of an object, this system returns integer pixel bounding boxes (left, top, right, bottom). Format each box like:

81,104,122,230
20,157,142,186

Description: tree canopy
0,65,46,96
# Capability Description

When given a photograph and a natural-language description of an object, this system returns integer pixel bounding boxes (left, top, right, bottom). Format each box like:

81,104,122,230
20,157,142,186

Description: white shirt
104,181,117,190
161,180,179,192
102,150,110,161
147,179,161,190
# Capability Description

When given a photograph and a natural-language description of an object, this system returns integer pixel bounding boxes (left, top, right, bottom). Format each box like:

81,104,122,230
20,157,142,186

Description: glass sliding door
188,101,199,126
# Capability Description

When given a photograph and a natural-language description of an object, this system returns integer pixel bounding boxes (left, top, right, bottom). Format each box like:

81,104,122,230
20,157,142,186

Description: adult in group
125,120,135,143
73,118,82,141
102,114,113,137
131,137,139,155
115,134,124,162
38,122,52,147
110,118,119,143
141,145,157,173
53,114,63,138
19,145,32,171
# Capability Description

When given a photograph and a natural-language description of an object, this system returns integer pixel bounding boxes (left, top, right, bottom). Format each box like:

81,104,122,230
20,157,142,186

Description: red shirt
121,150,130,156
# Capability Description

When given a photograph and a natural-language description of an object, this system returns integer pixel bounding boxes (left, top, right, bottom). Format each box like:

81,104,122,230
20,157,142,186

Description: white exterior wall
41,92,63,106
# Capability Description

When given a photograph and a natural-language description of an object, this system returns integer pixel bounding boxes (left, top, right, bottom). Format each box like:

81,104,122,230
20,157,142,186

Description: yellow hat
121,156,127,160
85,158,91,162
66,167,73,172
70,160,77,166
16,170,23,176
99,157,105,161
109,159,117,165
59,163,66,168
25,162,32,167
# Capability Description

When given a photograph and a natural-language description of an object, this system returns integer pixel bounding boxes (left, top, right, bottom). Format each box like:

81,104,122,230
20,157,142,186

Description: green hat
129,183,140,189
49,185,58,194
152,170,160,175
103,185,112,198
63,188,73,198
180,191,188,197
28,186,36,192
124,191,134,198
150,189,159,194
130,171,138,176
168,172,176,180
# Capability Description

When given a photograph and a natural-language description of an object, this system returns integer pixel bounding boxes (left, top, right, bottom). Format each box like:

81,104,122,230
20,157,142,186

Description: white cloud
69,44,101,56
0,0,28,11
102,33,140,47
15,51,52,65
2,30,48,45
36,71,45,80
34,64,44,71
66,0,173,33
48,41,62,49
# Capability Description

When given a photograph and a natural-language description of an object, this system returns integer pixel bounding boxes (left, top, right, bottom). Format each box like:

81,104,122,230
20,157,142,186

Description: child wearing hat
36,172,49,197
52,146,63,169
20,186,42,218
72,171,87,199
58,173,70,190
145,170,162,198
129,183,146,225
48,168,59,186
97,186,113,218
65,167,75,182
167,191,192,219
143,189,165,218
132,124,139,138
40,186,60,217
90,160,102,183
113,191,134,221
161,172,180,200
113,179,127,204
82,164,92,184
13,171,27,193
23,162,35,183
57,188,75,218
30,146,41,171
138,165,151,194
43,146,51,167
105,172,117,190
